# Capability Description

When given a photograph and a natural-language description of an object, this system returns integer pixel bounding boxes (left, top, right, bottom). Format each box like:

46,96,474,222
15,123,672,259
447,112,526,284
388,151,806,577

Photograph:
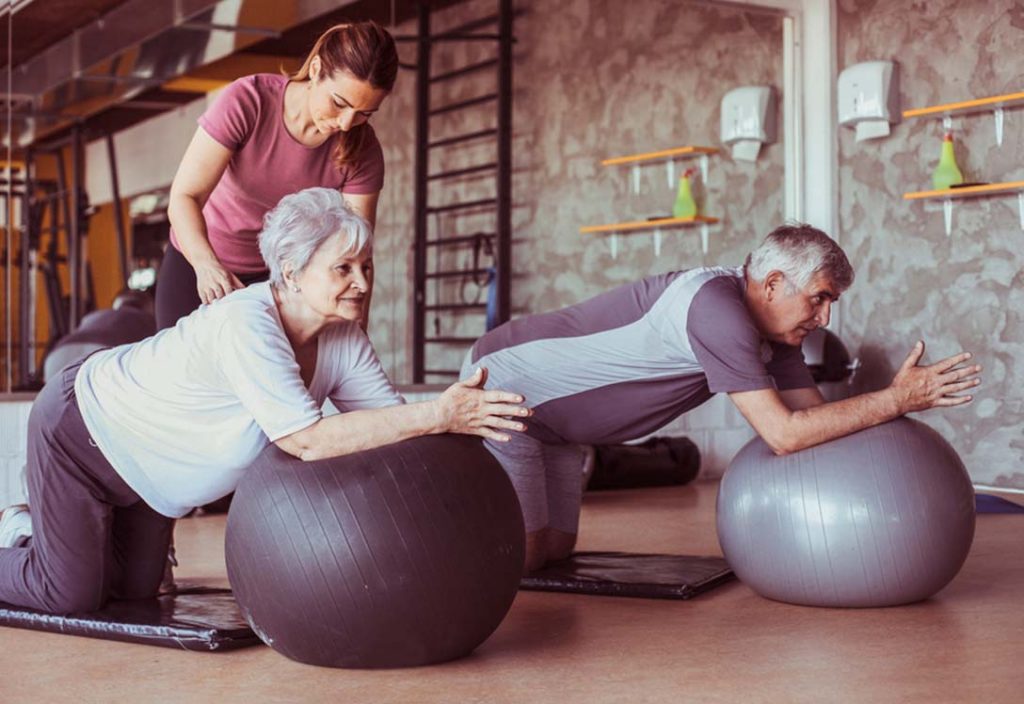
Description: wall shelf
903,92,1024,119
601,146,719,167
904,92,1024,233
580,216,720,257
903,180,1024,201
588,146,720,257
580,215,720,233
903,91,1024,145
903,181,1024,235
603,146,719,190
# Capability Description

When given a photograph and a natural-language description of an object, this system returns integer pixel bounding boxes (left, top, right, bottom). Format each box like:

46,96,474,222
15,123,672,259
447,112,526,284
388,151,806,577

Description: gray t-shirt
470,266,814,444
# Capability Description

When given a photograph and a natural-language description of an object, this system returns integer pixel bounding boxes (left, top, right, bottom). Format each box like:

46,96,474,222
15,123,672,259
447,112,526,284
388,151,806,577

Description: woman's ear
309,55,321,83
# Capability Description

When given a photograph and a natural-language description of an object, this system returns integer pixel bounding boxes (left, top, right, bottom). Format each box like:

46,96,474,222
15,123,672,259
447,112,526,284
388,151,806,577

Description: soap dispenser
931,132,964,190
673,168,698,219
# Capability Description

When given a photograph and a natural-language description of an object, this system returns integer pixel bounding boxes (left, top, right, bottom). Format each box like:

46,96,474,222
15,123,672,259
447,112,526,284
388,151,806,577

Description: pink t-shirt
170,74,385,273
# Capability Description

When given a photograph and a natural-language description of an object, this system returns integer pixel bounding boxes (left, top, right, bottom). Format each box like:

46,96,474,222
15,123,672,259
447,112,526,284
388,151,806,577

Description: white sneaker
0,505,32,548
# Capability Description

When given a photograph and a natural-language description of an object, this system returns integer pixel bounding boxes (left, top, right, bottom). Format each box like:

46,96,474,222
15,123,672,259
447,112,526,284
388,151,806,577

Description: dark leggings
0,359,173,613
155,245,269,330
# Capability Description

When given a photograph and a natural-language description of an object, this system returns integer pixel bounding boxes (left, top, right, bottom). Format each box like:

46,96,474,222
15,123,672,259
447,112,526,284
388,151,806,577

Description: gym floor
2,480,1022,703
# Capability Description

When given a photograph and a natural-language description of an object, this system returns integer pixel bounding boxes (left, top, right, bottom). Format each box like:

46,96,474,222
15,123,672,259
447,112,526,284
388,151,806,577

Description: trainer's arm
168,128,242,303
342,191,380,331
168,129,231,265
275,367,530,461
343,191,379,232
731,341,981,455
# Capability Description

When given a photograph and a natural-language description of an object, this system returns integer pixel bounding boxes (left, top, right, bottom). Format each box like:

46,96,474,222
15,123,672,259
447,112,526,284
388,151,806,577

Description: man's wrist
881,386,904,418
425,398,447,435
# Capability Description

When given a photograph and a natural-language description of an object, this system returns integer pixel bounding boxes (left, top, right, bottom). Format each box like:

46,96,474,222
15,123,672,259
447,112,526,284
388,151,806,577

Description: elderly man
463,223,982,572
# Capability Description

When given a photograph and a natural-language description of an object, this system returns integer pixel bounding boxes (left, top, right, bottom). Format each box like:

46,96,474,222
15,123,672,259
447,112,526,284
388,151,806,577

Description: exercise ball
716,418,975,608
43,306,155,380
225,435,525,668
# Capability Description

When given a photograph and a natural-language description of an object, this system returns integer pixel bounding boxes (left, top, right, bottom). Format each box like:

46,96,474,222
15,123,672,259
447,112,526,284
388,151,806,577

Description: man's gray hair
744,223,854,292
259,187,372,288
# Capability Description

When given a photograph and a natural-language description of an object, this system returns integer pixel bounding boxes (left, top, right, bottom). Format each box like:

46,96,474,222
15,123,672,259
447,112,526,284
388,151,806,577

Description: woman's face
308,58,389,134
290,232,373,324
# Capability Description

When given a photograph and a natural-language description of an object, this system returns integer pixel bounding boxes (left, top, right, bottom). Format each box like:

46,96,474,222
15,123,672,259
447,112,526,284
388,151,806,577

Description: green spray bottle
931,132,964,191
673,168,698,219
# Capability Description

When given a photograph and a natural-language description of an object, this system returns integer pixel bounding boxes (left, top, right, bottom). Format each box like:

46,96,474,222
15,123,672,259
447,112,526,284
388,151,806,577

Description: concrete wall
836,0,1024,489
369,0,786,388
365,0,787,476
3,0,782,500
5,1,1021,494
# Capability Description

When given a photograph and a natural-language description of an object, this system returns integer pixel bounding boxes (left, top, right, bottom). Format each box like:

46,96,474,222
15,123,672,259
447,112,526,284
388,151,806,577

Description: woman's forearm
277,401,443,461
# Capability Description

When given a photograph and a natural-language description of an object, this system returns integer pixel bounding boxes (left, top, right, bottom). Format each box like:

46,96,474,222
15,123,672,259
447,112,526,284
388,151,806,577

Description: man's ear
764,270,786,302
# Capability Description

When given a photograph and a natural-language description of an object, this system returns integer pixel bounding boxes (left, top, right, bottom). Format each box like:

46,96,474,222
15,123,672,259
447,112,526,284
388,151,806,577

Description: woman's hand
434,367,531,442
194,259,245,304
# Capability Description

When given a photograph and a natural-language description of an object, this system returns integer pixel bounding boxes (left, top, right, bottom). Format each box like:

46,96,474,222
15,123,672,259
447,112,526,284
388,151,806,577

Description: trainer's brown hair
291,21,398,169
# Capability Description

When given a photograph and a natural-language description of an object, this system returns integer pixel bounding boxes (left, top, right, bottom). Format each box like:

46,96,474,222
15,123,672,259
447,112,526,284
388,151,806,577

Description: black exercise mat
976,493,1024,514
0,584,260,651
520,551,734,600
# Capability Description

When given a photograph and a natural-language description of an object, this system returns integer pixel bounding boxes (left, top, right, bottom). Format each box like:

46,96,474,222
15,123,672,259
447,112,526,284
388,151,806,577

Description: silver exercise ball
716,418,975,608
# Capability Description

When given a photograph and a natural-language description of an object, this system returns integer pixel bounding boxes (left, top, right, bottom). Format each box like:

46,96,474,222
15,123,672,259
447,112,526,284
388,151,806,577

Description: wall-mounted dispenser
838,60,900,142
720,86,776,162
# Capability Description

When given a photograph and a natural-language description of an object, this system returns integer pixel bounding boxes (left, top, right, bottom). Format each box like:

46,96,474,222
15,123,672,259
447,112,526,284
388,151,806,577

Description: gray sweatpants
462,353,585,534
484,433,586,534
0,359,173,613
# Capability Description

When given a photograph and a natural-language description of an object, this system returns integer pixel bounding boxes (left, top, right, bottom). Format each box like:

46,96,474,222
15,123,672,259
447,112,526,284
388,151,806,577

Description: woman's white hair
745,223,854,292
259,187,372,288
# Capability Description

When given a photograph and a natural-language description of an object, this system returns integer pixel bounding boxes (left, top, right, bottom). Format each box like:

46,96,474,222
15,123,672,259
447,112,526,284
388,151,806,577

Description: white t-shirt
75,282,403,518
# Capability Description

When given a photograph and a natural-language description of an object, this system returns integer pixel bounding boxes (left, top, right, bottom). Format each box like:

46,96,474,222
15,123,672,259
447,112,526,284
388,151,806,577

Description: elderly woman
0,187,529,614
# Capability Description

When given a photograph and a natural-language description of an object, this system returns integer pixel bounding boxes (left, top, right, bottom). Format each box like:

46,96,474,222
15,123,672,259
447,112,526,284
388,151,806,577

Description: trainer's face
308,59,388,135
761,271,839,346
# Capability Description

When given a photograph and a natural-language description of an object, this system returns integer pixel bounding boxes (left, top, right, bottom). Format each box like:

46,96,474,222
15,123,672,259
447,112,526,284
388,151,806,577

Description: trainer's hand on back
434,366,531,442
889,340,982,413
194,259,244,305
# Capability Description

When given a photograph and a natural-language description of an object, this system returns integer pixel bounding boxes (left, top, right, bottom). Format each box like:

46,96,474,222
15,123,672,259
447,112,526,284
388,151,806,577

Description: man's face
761,271,840,346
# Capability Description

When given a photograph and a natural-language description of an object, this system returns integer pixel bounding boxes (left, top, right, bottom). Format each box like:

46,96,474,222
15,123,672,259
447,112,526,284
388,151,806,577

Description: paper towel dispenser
838,60,900,141
720,86,776,162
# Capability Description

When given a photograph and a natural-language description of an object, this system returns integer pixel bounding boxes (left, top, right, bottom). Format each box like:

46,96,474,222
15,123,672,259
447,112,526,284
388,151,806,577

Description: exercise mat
0,583,259,651
976,493,1024,514
520,551,734,600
